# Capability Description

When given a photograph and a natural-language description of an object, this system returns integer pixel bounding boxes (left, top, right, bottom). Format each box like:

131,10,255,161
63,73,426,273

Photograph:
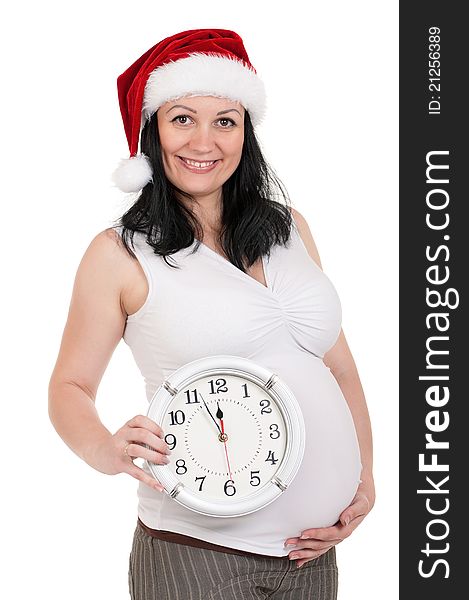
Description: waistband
137,518,284,559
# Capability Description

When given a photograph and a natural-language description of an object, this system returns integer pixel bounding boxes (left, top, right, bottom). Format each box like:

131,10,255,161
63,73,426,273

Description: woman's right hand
91,415,172,492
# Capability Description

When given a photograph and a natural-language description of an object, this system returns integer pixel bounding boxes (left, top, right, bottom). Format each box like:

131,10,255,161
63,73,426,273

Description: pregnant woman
48,28,375,599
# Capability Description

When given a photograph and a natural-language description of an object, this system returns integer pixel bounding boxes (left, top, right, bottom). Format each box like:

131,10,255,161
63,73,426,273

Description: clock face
161,373,288,501
146,356,305,518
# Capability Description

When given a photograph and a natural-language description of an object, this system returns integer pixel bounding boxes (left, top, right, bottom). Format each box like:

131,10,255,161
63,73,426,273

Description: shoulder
290,207,323,269
77,227,140,292
81,227,133,268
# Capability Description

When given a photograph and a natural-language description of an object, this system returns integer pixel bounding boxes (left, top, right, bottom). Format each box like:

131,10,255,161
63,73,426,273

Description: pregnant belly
252,352,362,533
138,351,362,556
280,354,361,514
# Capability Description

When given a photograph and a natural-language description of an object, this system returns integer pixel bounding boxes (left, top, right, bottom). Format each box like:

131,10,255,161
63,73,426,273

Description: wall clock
145,355,305,517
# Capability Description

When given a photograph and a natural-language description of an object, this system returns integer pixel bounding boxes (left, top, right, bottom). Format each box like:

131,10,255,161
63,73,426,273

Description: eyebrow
166,104,242,117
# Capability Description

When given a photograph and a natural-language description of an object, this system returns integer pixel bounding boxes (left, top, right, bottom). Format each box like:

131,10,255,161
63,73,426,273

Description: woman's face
156,95,245,203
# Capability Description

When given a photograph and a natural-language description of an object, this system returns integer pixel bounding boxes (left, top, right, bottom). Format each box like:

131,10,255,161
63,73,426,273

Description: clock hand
217,401,234,483
199,393,222,435
201,396,233,481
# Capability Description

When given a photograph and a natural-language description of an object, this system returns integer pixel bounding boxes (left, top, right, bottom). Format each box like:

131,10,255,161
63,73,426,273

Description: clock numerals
184,389,200,404
265,450,279,465
269,424,280,439
260,398,272,414
250,470,261,486
224,479,236,496
195,475,206,492
208,378,228,394
168,409,186,425
164,374,285,502
164,433,177,450
175,459,188,475
147,359,303,516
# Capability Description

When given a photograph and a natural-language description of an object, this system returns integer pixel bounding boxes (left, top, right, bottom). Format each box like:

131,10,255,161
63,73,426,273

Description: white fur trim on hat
111,154,153,193
142,52,266,127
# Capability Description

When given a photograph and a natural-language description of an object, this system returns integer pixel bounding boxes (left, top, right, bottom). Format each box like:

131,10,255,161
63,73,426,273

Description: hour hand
198,393,222,434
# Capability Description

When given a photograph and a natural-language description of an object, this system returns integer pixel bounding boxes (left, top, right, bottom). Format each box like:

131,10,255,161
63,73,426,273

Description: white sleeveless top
116,220,361,556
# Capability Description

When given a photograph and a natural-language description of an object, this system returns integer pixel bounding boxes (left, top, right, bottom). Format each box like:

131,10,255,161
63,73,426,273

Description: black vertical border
400,2,466,597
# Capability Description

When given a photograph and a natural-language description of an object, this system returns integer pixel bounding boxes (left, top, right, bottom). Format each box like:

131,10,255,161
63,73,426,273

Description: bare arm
323,331,374,490
48,228,170,490
48,229,125,464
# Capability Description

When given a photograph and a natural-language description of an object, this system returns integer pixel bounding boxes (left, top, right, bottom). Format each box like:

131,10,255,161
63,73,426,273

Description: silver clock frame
145,355,305,518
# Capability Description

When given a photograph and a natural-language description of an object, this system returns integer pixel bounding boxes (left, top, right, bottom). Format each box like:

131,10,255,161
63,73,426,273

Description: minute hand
199,393,222,434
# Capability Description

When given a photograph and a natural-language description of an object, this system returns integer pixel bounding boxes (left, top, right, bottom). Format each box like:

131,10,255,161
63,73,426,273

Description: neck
179,190,223,239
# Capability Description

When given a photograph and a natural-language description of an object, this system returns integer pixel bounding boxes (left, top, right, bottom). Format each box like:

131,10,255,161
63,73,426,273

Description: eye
217,118,236,128
171,115,193,125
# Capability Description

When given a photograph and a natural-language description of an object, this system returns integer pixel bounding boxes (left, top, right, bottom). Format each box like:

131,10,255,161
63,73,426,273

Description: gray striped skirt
128,521,338,599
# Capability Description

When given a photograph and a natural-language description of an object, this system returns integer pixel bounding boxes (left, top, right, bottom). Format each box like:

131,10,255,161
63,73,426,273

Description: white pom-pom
111,154,153,193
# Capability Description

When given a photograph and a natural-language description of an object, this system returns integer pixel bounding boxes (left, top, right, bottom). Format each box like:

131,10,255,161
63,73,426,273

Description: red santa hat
112,28,266,193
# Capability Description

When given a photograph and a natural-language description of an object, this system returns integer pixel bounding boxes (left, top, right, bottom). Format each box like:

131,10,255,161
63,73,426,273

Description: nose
187,124,216,154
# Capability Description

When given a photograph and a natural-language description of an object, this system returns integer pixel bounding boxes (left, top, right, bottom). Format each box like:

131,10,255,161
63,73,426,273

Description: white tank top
115,220,361,556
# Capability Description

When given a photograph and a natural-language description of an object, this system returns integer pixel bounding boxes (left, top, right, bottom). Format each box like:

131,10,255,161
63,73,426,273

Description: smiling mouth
177,156,220,168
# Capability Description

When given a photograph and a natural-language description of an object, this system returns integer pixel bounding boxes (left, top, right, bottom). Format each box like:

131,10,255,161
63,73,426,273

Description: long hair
112,109,293,272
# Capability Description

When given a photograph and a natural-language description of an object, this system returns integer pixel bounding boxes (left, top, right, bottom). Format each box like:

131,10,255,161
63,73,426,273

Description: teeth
180,157,216,168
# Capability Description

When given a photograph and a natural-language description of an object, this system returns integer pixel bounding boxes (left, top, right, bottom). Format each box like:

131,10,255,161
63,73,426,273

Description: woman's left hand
284,478,375,568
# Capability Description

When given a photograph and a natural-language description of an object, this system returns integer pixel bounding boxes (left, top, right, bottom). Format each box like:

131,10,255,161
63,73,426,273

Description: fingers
339,493,370,526
120,415,170,492
285,490,375,569
294,546,335,569
124,426,171,458
126,462,165,493
300,509,365,542
122,415,171,463
127,415,165,440
343,514,366,533
290,544,335,560
124,442,171,465
298,525,344,542
299,514,367,546
285,538,333,552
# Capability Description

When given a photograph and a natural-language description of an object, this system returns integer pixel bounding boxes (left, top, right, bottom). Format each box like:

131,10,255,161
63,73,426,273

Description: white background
1,1,398,598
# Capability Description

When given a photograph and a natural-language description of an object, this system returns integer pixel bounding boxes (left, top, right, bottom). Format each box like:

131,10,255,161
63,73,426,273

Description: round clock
145,355,305,518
